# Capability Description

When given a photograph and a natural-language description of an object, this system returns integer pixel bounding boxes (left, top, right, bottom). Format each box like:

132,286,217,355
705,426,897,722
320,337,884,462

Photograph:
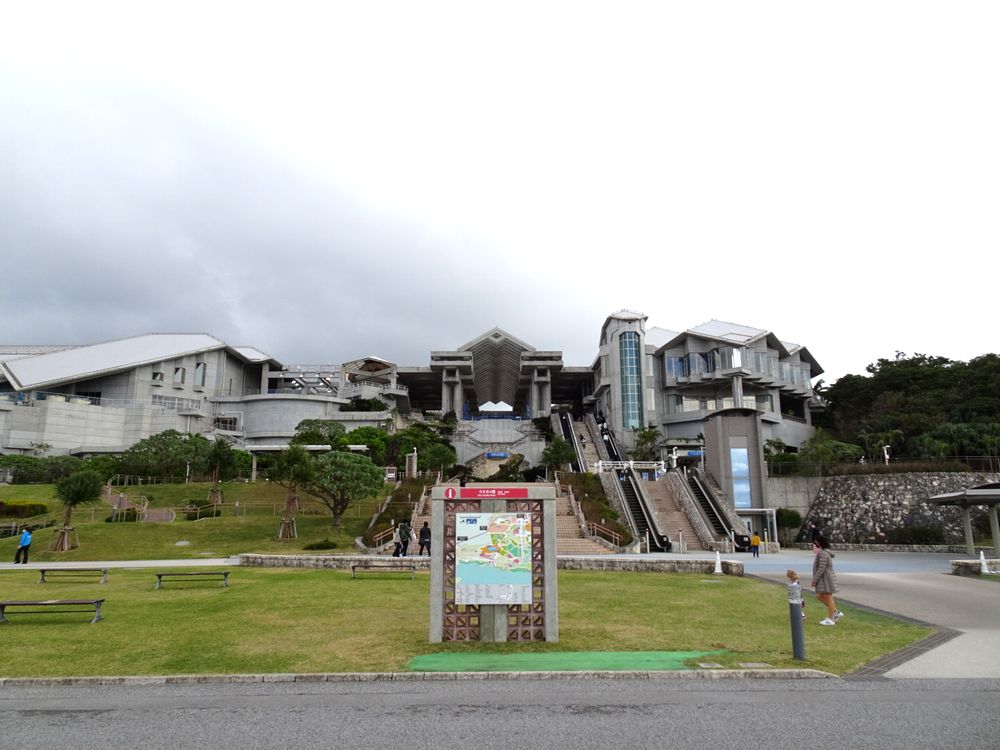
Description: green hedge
0,500,49,518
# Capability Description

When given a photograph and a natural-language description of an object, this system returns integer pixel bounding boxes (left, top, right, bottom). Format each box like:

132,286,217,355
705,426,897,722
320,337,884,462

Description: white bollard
981,550,990,574
713,550,723,575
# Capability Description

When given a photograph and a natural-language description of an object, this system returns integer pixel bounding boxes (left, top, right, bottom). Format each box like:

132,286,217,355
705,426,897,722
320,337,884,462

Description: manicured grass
0,569,930,677
0,481,392,559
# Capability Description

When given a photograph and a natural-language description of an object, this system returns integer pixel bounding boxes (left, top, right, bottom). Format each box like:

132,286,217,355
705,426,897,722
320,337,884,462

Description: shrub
302,538,338,550
0,501,49,518
885,524,946,545
105,509,140,523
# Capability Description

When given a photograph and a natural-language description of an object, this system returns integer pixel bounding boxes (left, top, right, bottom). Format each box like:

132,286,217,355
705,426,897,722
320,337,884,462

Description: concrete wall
764,476,825,515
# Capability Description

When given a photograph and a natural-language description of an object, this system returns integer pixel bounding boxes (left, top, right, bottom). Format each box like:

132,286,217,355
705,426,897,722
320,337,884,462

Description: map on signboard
455,512,532,605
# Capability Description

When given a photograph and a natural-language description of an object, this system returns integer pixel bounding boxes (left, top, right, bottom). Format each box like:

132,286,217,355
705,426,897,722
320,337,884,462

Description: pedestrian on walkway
418,521,431,556
399,519,412,557
14,527,32,564
391,523,402,557
812,535,843,626
751,531,761,557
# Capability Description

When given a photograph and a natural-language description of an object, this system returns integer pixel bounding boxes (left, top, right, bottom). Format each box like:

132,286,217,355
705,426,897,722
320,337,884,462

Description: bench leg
0,607,7,624
155,577,163,590
38,571,46,584
91,602,103,624
222,573,229,588
100,569,108,584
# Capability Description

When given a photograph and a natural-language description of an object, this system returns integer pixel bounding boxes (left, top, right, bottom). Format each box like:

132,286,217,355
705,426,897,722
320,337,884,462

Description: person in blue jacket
14,527,32,564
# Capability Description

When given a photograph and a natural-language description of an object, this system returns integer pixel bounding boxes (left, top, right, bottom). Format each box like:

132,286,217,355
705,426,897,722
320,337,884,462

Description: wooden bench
38,568,109,584
351,562,416,580
155,571,230,589
0,599,105,624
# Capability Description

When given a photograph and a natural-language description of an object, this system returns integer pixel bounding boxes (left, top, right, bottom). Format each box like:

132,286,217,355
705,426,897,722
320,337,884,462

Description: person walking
399,519,412,557
750,531,761,557
811,535,843,626
391,523,402,557
418,521,431,556
14,527,32,564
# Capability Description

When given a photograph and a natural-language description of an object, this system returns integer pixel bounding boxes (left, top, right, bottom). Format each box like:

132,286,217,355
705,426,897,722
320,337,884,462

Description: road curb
0,669,836,687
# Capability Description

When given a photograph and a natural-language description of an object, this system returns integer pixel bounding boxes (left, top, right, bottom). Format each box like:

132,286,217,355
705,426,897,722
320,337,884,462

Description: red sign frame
443,487,530,500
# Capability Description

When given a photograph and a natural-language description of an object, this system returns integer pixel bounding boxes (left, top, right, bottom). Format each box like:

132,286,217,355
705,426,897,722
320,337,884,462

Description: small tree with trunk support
269,445,315,540
51,470,104,552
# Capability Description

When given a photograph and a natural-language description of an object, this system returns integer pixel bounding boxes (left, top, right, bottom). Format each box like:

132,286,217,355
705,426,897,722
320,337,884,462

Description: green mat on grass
409,650,722,672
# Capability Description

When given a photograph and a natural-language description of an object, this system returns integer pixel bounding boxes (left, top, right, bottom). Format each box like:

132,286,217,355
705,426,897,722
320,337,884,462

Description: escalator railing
557,412,583,472
687,470,748,551
599,422,670,552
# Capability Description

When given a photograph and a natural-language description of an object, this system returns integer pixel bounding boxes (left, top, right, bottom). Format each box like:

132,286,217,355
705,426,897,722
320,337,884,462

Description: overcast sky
1,2,996,384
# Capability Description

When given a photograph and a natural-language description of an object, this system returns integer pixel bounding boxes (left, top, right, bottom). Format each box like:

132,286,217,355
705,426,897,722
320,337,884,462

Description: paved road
739,549,1000,678
2,677,999,750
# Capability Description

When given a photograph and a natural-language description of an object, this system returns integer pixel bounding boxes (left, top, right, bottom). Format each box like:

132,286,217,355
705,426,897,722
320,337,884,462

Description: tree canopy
304,451,385,527
820,352,1000,461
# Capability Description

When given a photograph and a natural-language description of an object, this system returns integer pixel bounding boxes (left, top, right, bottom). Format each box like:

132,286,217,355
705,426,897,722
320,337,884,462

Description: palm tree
51,470,103,551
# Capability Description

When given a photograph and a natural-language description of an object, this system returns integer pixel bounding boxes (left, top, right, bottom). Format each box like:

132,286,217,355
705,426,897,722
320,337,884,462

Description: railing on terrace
767,455,1000,477
339,381,409,397
13,392,204,412
240,388,337,396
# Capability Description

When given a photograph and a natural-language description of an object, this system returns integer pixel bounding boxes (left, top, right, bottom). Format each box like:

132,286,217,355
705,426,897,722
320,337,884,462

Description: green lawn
0,568,930,677
0,481,391,559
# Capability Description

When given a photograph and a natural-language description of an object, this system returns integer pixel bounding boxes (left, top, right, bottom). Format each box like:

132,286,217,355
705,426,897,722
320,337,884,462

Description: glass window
194,362,206,387
730,447,752,508
173,367,185,385
664,356,687,378
619,332,644,429
151,371,164,383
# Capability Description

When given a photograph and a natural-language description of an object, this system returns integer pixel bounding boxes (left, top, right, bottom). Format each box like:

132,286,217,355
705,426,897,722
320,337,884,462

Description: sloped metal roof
2,333,229,390
233,346,276,363
689,319,767,343
645,326,681,349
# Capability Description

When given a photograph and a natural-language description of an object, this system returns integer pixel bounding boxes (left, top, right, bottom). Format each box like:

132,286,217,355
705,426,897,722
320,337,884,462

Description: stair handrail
630,471,671,547
663,470,722,551
586,521,622,547
698,469,749,535
597,471,637,538
687,470,737,552
624,468,671,552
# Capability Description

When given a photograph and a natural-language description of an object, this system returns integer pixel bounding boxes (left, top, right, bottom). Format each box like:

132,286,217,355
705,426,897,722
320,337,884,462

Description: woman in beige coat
811,535,843,626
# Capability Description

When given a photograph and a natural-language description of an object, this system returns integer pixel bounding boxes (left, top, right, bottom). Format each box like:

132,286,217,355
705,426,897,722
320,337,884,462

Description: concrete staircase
405,490,612,555
642,479,704,551
575,418,602,472
554,493,614,555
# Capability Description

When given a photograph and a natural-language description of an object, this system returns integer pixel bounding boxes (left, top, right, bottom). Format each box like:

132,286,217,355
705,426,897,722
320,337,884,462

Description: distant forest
810,353,1000,463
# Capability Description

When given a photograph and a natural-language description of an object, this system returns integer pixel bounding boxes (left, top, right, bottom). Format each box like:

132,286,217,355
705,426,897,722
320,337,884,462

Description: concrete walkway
0,557,239,571
737,549,1000,679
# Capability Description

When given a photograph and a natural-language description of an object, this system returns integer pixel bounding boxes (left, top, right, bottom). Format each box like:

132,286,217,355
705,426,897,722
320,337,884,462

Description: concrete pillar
989,505,1000,559
964,507,975,557
250,453,258,482
260,363,270,393
731,375,744,406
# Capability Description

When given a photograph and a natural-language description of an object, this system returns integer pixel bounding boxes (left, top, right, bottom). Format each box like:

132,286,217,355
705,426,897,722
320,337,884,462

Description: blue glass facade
619,331,644,429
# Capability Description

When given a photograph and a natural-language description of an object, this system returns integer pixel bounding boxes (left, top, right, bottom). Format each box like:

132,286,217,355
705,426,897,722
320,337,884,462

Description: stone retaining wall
240,553,744,576
950,559,1000,576
240,554,431,570
801,472,1000,544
